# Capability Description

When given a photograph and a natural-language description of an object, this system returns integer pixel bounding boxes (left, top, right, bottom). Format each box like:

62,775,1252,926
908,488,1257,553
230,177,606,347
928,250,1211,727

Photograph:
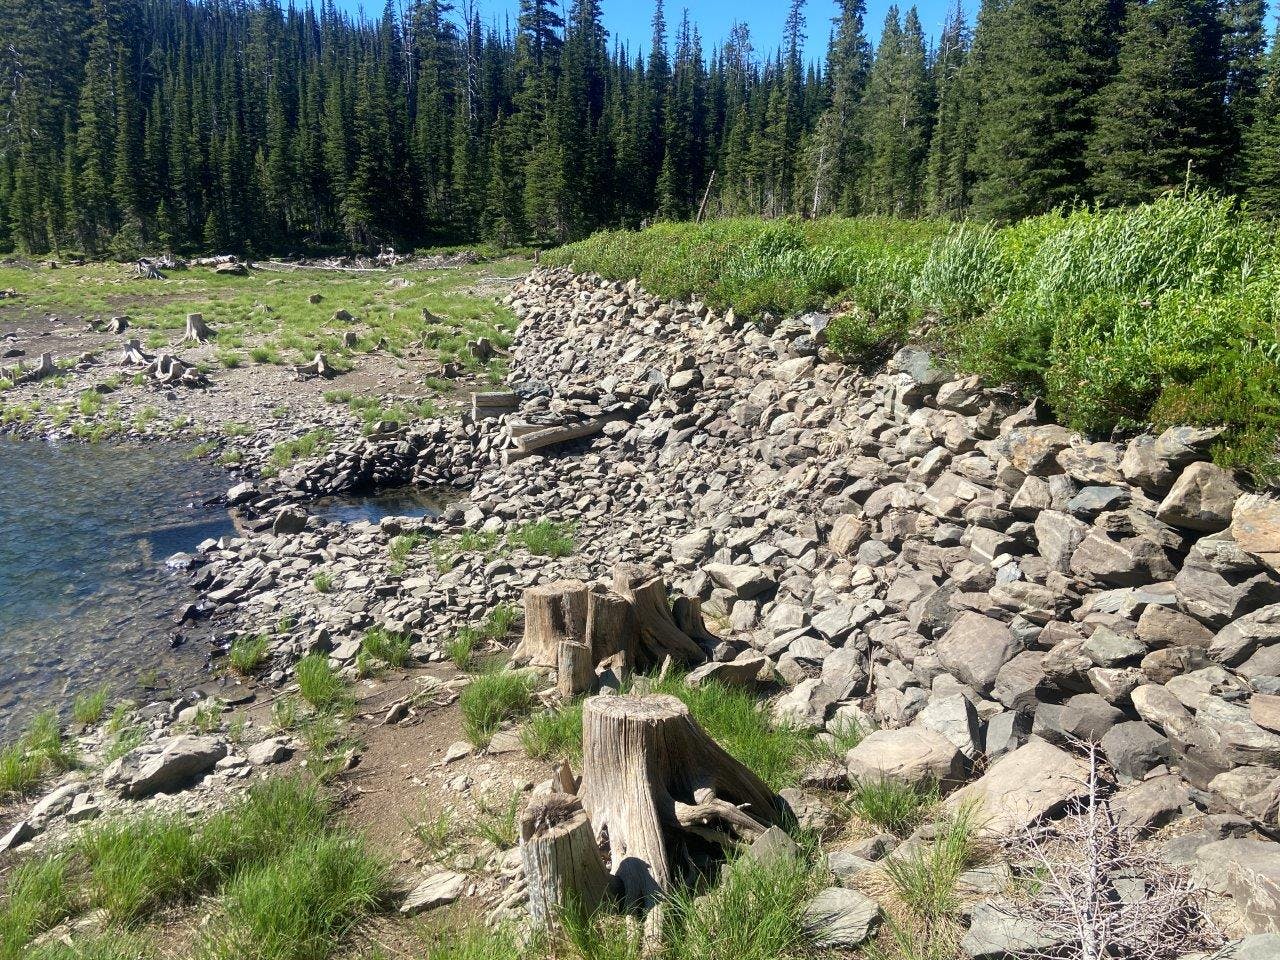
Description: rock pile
159,264,1280,939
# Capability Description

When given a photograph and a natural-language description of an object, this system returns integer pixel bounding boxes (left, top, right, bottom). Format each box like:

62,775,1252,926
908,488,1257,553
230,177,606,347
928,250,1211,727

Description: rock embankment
16,264,1279,944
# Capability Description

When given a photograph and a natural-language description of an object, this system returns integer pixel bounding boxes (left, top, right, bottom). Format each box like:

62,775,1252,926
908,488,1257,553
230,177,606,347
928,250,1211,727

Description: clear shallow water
311,486,454,524
0,438,235,739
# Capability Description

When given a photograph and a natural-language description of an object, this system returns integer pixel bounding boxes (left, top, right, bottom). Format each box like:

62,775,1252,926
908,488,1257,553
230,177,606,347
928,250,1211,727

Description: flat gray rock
802,886,879,949
400,870,466,915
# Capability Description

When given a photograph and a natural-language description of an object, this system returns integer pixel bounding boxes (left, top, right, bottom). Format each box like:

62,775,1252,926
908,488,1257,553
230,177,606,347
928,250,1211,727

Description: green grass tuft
848,778,939,837
507,520,575,557
295,655,347,711
0,711,76,798
199,834,386,960
229,634,271,675
522,700,585,764
361,627,411,668
459,670,537,747
0,857,73,960
72,685,110,726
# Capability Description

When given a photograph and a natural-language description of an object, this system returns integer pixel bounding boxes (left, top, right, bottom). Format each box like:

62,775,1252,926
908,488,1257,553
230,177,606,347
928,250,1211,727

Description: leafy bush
550,192,1280,476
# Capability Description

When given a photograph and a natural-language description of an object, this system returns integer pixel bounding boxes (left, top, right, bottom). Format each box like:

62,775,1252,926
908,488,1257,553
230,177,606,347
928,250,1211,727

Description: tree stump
520,793,613,930
558,638,594,697
516,579,589,668
121,339,150,366
184,312,213,343
587,588,640,670
577,693,777,916
611,564,704,668
294,352,332,379
673,596,719,650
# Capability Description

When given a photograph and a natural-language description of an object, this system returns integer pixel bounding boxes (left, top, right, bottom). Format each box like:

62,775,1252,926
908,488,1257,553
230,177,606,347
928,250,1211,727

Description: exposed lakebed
0,437,235,738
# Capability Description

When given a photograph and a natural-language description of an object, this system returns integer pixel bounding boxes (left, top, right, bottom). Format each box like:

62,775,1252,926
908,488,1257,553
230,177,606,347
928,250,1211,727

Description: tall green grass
548,192,1280,476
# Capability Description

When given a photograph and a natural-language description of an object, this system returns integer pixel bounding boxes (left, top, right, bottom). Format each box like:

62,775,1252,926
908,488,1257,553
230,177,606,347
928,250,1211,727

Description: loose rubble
6,264,1280,950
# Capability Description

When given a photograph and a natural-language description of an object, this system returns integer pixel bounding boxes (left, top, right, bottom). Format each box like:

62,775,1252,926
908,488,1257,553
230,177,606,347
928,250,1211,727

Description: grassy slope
546,193,1280,477
0,257,530,377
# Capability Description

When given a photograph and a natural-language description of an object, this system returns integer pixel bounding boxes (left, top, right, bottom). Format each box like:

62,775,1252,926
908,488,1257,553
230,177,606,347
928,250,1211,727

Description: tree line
0,0,1277,256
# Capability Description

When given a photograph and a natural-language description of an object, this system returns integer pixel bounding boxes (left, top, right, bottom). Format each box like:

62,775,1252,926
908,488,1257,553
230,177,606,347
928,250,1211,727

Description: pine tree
858,6,931,216
1221,0,1268,177
969,0,1123,221
1241,25,1280,214
810,0,871,216
922,0,973,216
1089,0,1229,204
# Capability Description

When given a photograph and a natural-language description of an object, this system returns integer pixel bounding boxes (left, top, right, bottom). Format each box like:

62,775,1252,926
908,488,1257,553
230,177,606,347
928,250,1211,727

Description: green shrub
459,671,537,747
200,834,385,960
664,853,818,960
0,712,75,797
507,520,575,557
229,634,270,675
295,655,347,711
0,857,72,960
848,778,939,836
362,627,411,668
72,685,110,725
521,700,585,763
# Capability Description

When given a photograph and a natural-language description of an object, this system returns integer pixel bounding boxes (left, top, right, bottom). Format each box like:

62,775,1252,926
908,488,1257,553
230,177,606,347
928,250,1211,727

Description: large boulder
936,612,1019,694
944,738,1089,836
846,727,966,791
1155,461,1241,532
1233,494,1280,573
102,735,226,798
1192,839,1280,934
703,563,773,600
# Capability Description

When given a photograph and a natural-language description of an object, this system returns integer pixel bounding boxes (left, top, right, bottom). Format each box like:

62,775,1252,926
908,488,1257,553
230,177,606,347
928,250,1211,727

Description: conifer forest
0,0,1278,256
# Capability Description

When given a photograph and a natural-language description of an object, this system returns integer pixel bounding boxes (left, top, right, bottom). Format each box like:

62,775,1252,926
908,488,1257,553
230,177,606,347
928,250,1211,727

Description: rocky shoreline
4,264,1280,952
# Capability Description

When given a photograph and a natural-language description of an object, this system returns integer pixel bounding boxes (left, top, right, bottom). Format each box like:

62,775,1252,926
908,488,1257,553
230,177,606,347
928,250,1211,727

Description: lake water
311,486,455,524
0,437,235,739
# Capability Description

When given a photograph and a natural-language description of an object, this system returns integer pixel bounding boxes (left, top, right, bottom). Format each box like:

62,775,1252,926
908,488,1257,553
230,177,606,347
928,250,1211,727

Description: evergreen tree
1089,0,1229,204
858,6,931,216
922,0,973,216
810,0,871,215
1241,25,1280,214
969,0,1123,221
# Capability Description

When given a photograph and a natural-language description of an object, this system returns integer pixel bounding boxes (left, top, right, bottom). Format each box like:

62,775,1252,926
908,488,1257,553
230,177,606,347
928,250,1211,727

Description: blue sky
335,1,973,58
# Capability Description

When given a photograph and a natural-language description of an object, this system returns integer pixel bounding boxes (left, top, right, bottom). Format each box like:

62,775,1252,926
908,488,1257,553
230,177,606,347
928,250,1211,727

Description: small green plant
271,696,301,732
848,778,940,836
459,670,536,747
77,390,103,416
521,701,584,763
272,429,334,469
200,833,386,960
387,532,422,574
362,627,411,668
483,602,519,639
72,685,110,726
444,627,481,669
411,807,457,857
474,790,522,850
0,856,73,960
827,715,871,755
229,634,270,675
881,805,983,922
312,570,335,593
295,655,347,712
0,711,75,797
417,923,522,960
506,520,575,558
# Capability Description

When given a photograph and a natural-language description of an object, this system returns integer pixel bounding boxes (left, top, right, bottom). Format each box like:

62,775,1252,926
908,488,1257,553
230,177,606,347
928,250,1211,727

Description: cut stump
516,579,589,668
611,564,704,668
520,793,613,930
577,693,777,914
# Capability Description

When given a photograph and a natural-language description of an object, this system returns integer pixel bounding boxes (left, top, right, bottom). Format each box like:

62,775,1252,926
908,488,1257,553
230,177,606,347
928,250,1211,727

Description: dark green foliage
1089,0,1229,203
1242,30,1280,213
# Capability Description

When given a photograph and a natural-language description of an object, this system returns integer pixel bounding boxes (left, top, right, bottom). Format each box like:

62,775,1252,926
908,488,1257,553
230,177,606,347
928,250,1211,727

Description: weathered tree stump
121,339,150,366
516,579,589,668
520,793,613,931
558,638,594,697
294,352,332,379
106,316,129,334
673,596,719,650
586,588,640,670
611,564,705,668
184,312,213,343
577,693,777,918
